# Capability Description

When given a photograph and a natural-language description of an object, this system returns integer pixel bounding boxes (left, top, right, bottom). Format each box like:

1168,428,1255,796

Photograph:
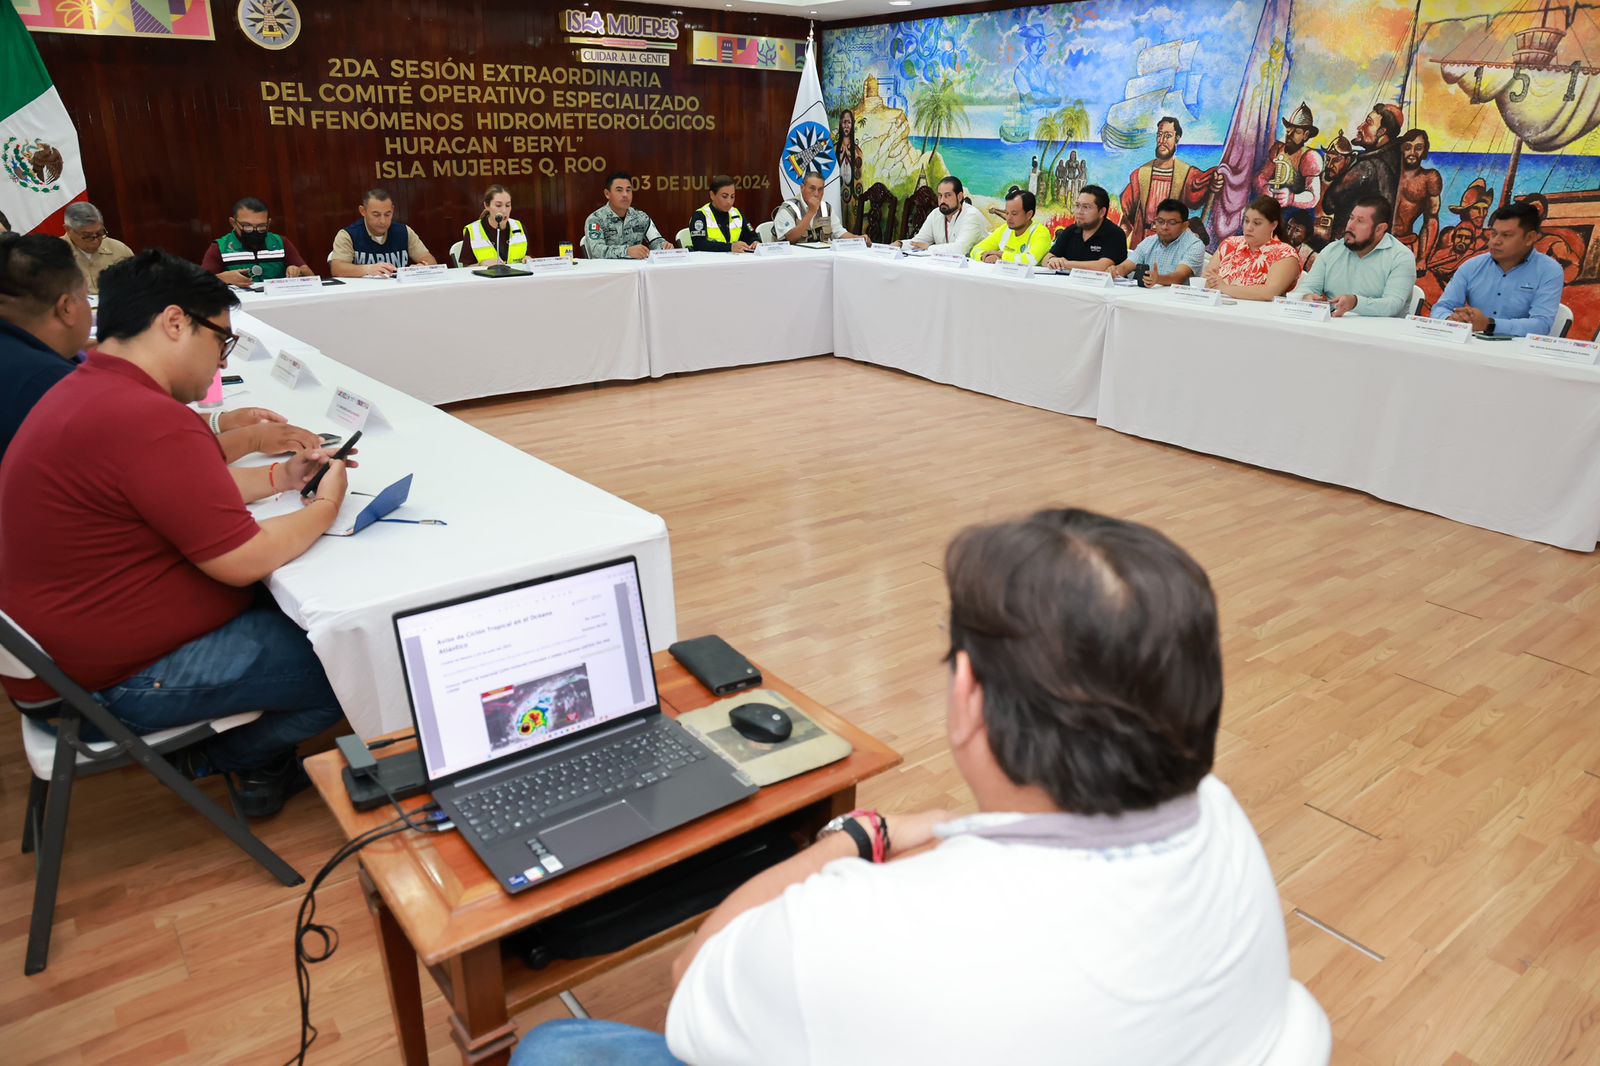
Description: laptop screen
394,558,658,782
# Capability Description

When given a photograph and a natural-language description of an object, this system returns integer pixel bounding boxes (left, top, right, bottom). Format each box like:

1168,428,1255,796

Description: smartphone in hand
301,430,361,497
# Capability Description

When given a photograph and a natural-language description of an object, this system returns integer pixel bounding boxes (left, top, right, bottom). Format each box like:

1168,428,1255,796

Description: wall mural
823,0,1600,336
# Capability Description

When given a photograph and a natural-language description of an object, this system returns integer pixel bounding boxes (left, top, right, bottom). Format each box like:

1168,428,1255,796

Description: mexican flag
0,5,85,235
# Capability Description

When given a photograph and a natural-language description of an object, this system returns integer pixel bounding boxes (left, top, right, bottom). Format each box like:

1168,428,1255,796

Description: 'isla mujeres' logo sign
238,0,300,51
560,9,679,68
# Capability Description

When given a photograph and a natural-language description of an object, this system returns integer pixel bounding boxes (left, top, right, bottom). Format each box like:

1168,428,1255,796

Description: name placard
648,247,691,265
832,237,868,253
994,259,1035,279
1271,297,1332,323
929,252,970,269
1405,314,1471,344
261,275,322,296
526,255,578,274
1064,267,1114,288
271,350,316,388
394,263,449,284
1170,284,1224,307
232,331,269,361
326,387,391,432
753,241,793,257
1523,333,1600,365
866,243,904,260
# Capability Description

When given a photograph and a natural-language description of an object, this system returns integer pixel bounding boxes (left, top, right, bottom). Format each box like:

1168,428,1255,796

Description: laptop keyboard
454,724,709,844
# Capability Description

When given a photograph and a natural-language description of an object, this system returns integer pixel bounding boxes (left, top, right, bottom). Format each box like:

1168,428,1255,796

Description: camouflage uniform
581,206,667,259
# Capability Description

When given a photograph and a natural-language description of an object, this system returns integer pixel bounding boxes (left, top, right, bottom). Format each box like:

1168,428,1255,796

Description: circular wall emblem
782,121,837,185
3,137,64,194
238,0,301,51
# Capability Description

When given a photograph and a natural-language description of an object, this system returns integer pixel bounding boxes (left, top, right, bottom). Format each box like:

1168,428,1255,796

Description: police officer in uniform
773,170,867,245
689,175,760,253
330,188,437,277
582,171,672,259
460,184,530,266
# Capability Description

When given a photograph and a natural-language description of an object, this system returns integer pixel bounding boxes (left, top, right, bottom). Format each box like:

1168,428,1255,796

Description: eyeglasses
186,312,239,361
233,221,271,233
74,229,107,240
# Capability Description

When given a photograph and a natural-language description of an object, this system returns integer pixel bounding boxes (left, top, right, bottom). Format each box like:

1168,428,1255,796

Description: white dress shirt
908,202,989,256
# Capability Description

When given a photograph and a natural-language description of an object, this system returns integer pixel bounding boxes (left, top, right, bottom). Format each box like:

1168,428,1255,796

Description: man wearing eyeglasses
201,197,317,288
0,250,351,818
59,202,134,295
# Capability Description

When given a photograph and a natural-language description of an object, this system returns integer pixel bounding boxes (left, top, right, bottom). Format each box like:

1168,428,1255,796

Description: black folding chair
0,609,303,975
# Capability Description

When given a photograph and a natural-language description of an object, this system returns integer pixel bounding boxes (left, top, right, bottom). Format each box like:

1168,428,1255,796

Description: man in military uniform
581,171,672,260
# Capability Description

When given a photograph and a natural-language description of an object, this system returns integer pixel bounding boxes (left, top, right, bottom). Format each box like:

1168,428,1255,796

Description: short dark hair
605,170,634,189
1371,103,1402,141
1490,202,1542,232
1157,115,1183,138
708,174,735,195
939,175,964,195
1007,188,1036,213
95,249,240,344
1401,128,1430,157
0,208,10,232
362,188,392,206
944,508,1222,816
1154,198,1189,221
1351,195,1393,224
0,232,84,322
1079,184,1111,212
231,197,268,217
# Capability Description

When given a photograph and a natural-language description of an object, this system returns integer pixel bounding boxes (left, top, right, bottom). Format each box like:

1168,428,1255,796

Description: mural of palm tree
1035,101,1090,202
911,75,971,186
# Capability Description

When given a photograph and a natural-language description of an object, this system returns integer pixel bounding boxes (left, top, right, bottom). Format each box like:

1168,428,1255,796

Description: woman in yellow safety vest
688,175,758,253
459,184,530,266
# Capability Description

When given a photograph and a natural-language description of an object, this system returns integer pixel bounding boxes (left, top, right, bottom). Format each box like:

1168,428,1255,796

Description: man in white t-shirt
512,509,1327,1066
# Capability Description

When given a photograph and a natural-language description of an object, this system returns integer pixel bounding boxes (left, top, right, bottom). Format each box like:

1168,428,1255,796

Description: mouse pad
677,689,852,787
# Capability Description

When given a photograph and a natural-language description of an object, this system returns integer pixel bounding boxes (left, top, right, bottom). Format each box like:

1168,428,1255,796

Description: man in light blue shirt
1113,198,1206,286
1293,195,1417,317
1430,201,1564,337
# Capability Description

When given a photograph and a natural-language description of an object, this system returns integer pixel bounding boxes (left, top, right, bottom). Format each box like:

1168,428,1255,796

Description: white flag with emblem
777,42,841,220
0,6,86,235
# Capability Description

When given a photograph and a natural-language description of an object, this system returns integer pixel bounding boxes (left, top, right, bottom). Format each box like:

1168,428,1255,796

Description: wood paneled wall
34,1,808,263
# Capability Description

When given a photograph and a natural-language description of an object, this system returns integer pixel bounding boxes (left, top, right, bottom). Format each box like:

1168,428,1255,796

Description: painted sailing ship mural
821,0,1600,338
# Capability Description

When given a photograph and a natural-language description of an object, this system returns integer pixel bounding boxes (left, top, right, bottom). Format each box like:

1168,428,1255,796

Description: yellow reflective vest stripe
464,218,528,262
697,203,746,245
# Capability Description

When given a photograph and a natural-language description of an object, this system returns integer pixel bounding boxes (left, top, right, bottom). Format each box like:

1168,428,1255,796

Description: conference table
228,310,677,738
232,250,1600,551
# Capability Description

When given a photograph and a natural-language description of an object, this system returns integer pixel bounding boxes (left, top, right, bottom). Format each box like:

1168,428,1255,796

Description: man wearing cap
1252,103,1323,212
1324,103,1404,242
60,202,134,295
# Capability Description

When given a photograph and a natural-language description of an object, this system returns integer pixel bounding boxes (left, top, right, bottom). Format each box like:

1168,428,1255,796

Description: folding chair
0,609,303,975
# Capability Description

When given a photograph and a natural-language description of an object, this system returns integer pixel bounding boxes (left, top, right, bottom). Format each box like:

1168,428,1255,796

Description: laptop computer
393,557,757,893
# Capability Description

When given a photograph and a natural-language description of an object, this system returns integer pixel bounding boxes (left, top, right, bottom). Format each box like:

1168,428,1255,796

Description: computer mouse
729,702,793,744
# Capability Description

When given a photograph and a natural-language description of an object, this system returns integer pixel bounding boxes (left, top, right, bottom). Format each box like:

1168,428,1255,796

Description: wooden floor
6,356,1600,1064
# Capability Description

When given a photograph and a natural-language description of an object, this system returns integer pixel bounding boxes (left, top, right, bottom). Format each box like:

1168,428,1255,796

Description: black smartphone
1473,332,1514,341
301,430,361,497
221,374,244,385
318,432,343,447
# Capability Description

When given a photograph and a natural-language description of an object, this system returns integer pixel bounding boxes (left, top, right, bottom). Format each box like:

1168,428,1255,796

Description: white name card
752,241,793,257
232,331,269,361
326,387,391,432
832,237,868,253
271,350,317,388
526,255,577,274
994,259,1035,279
1170,284,1224,307
1062,267,1114,288
394,263,449,284
1522,333,1600,365
1406,314,1471,344
1271,297,1332,323
648,247,690,264
929,252,969,269
866,243,905,260
261,275,322,296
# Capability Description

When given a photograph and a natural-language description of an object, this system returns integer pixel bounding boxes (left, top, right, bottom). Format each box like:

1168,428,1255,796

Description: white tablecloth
1099,293,1600,550
230,311,677,737
833,254,1111,417
238,263,648,405
639,251,834,376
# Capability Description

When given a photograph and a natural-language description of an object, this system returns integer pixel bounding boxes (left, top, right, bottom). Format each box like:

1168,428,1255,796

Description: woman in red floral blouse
1203,196,1301,300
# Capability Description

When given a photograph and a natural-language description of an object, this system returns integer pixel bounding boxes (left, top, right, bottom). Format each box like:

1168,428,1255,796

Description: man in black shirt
1043,184,1128,272
690,175,761,253
0,234,91,462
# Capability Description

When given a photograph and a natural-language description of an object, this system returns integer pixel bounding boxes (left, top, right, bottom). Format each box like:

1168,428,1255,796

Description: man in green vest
201,197,316,288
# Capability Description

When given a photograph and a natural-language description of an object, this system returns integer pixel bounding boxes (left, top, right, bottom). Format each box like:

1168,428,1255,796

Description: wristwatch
1485,317,1496,335
816,813,874,861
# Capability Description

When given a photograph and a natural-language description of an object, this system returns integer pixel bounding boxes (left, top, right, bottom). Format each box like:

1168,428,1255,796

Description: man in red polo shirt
0,250,352,817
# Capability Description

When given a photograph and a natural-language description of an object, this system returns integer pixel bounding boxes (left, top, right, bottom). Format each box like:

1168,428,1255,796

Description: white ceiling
626,0,972,26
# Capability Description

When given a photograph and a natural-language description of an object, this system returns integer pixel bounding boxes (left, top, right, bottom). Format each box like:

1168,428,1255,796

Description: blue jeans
82,598,345,773
510,1020,682,1066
